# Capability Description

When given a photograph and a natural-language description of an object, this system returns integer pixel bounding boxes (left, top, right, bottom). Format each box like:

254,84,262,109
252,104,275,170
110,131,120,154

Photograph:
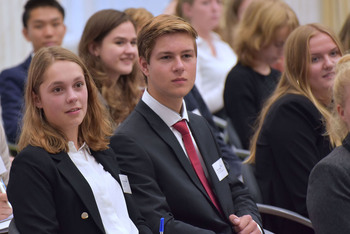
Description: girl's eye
53,87,62,93
75,82,84,88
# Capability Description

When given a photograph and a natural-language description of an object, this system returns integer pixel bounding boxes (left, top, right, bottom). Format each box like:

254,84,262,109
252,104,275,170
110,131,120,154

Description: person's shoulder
14,145,52,166
227,62,255,78
0,57,30,81
314,146,350,169
274,93,315,110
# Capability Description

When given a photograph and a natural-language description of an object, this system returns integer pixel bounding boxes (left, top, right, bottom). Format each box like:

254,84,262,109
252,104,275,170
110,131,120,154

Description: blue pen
159,217,164,234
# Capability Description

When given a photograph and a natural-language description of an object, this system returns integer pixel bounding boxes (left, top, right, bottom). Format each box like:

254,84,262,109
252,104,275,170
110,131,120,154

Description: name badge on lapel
119,174,132,194
212,158,228,181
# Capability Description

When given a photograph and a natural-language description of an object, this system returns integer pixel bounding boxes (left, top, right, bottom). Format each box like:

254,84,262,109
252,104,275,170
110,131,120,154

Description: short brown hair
19,46,113,153
138,14,198,64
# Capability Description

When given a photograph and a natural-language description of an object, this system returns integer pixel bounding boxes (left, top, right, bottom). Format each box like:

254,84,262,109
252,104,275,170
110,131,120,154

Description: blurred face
256,26,291,66
23,7,66,53
183,0,222,32
34,60,88,140
308,32,341,105
139,32,197,113
93,21,138,79
338,86,350,131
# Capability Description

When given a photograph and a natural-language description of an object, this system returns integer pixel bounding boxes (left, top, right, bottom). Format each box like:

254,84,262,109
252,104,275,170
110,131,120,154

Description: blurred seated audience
246,23,343,234
224,0,299,149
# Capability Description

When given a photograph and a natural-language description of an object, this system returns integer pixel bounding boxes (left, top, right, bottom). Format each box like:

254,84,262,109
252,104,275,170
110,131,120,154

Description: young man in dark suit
0,0,66,144
110,14,262,234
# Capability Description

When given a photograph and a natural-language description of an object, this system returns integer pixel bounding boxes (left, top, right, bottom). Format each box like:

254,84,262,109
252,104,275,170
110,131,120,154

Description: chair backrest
241,163,263,203
241,163,313,230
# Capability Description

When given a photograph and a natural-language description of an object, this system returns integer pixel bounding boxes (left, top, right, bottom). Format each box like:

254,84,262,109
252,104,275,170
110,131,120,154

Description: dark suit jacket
255,93,330,234
110,101,261,234
7,145,151,234
185,85,242,177
0,55,32,144
307,134,350,234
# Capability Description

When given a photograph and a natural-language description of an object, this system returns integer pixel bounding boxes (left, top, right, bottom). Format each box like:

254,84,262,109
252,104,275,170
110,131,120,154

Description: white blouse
195,32,237,113
67,142,138,234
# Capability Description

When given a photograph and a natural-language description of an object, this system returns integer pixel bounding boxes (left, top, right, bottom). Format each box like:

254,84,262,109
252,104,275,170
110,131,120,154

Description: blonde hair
234,0,299,67
124,7,153,32
19,46,113,153
328,55,350,143
246,24,344,163
138,14,197,64
79,9,140,125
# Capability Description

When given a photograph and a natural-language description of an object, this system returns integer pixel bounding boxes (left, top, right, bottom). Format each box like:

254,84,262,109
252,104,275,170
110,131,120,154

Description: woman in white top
176,0,237,116
7,47,151,234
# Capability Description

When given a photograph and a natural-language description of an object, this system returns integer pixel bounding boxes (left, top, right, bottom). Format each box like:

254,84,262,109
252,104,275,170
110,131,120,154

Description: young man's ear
22,27,31,42
88,42,100,57
33,92,43,108
139,56,150,77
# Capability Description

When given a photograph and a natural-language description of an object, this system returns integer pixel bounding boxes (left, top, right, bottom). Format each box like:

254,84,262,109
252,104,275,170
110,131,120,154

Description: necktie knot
173,120,190,136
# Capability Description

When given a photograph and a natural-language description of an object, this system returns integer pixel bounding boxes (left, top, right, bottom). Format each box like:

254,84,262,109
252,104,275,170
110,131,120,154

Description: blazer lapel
188,113,234,216
92,149,121,184
136,101,212,203
51,152,105,233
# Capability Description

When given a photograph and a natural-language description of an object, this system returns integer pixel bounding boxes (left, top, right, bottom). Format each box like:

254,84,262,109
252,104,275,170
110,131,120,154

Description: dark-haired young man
0,0,66,144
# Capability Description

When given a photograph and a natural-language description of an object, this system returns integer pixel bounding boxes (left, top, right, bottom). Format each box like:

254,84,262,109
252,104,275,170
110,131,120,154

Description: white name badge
212,158,228,181
119,174,132,194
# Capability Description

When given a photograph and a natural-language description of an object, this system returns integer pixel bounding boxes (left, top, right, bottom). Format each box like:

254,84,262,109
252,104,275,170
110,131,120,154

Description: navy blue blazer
110,101,261,234
7,145,152,234
185,85,242,176
0,55,32,144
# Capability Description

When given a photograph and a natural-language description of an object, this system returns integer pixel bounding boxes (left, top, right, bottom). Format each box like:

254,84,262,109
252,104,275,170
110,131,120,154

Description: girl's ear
33,91,43,108
88,42,100,57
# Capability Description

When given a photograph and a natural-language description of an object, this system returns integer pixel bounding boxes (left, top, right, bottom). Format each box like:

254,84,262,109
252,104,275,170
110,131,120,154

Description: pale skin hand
0,193,12,220
229,214,261,234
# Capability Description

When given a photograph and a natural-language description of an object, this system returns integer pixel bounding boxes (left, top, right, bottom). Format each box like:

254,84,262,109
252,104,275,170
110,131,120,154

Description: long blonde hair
79,9,140,125
19,47,113,153
328,54,350,143
246,24,344,163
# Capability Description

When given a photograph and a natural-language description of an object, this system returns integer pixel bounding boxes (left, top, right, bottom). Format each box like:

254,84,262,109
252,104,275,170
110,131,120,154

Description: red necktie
173,120,222,213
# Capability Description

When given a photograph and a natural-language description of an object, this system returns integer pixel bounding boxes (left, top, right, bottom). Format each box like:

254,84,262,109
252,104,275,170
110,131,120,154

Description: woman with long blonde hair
246,23,343,234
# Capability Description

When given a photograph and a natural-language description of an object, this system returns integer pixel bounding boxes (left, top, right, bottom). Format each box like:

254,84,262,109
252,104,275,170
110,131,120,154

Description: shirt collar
68,141,91,155
142,89,189,127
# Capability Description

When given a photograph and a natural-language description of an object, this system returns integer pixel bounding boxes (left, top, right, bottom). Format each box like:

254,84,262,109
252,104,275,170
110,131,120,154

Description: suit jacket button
81,212,89,219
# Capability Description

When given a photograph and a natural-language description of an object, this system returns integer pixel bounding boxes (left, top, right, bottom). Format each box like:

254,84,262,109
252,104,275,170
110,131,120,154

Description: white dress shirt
142,90,210,177
67,142,138,234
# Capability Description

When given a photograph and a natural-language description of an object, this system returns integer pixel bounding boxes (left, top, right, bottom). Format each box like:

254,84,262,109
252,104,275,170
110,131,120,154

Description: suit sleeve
307,156,350,234
111,134,215,234
0,70,24,144
7,149,59,233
